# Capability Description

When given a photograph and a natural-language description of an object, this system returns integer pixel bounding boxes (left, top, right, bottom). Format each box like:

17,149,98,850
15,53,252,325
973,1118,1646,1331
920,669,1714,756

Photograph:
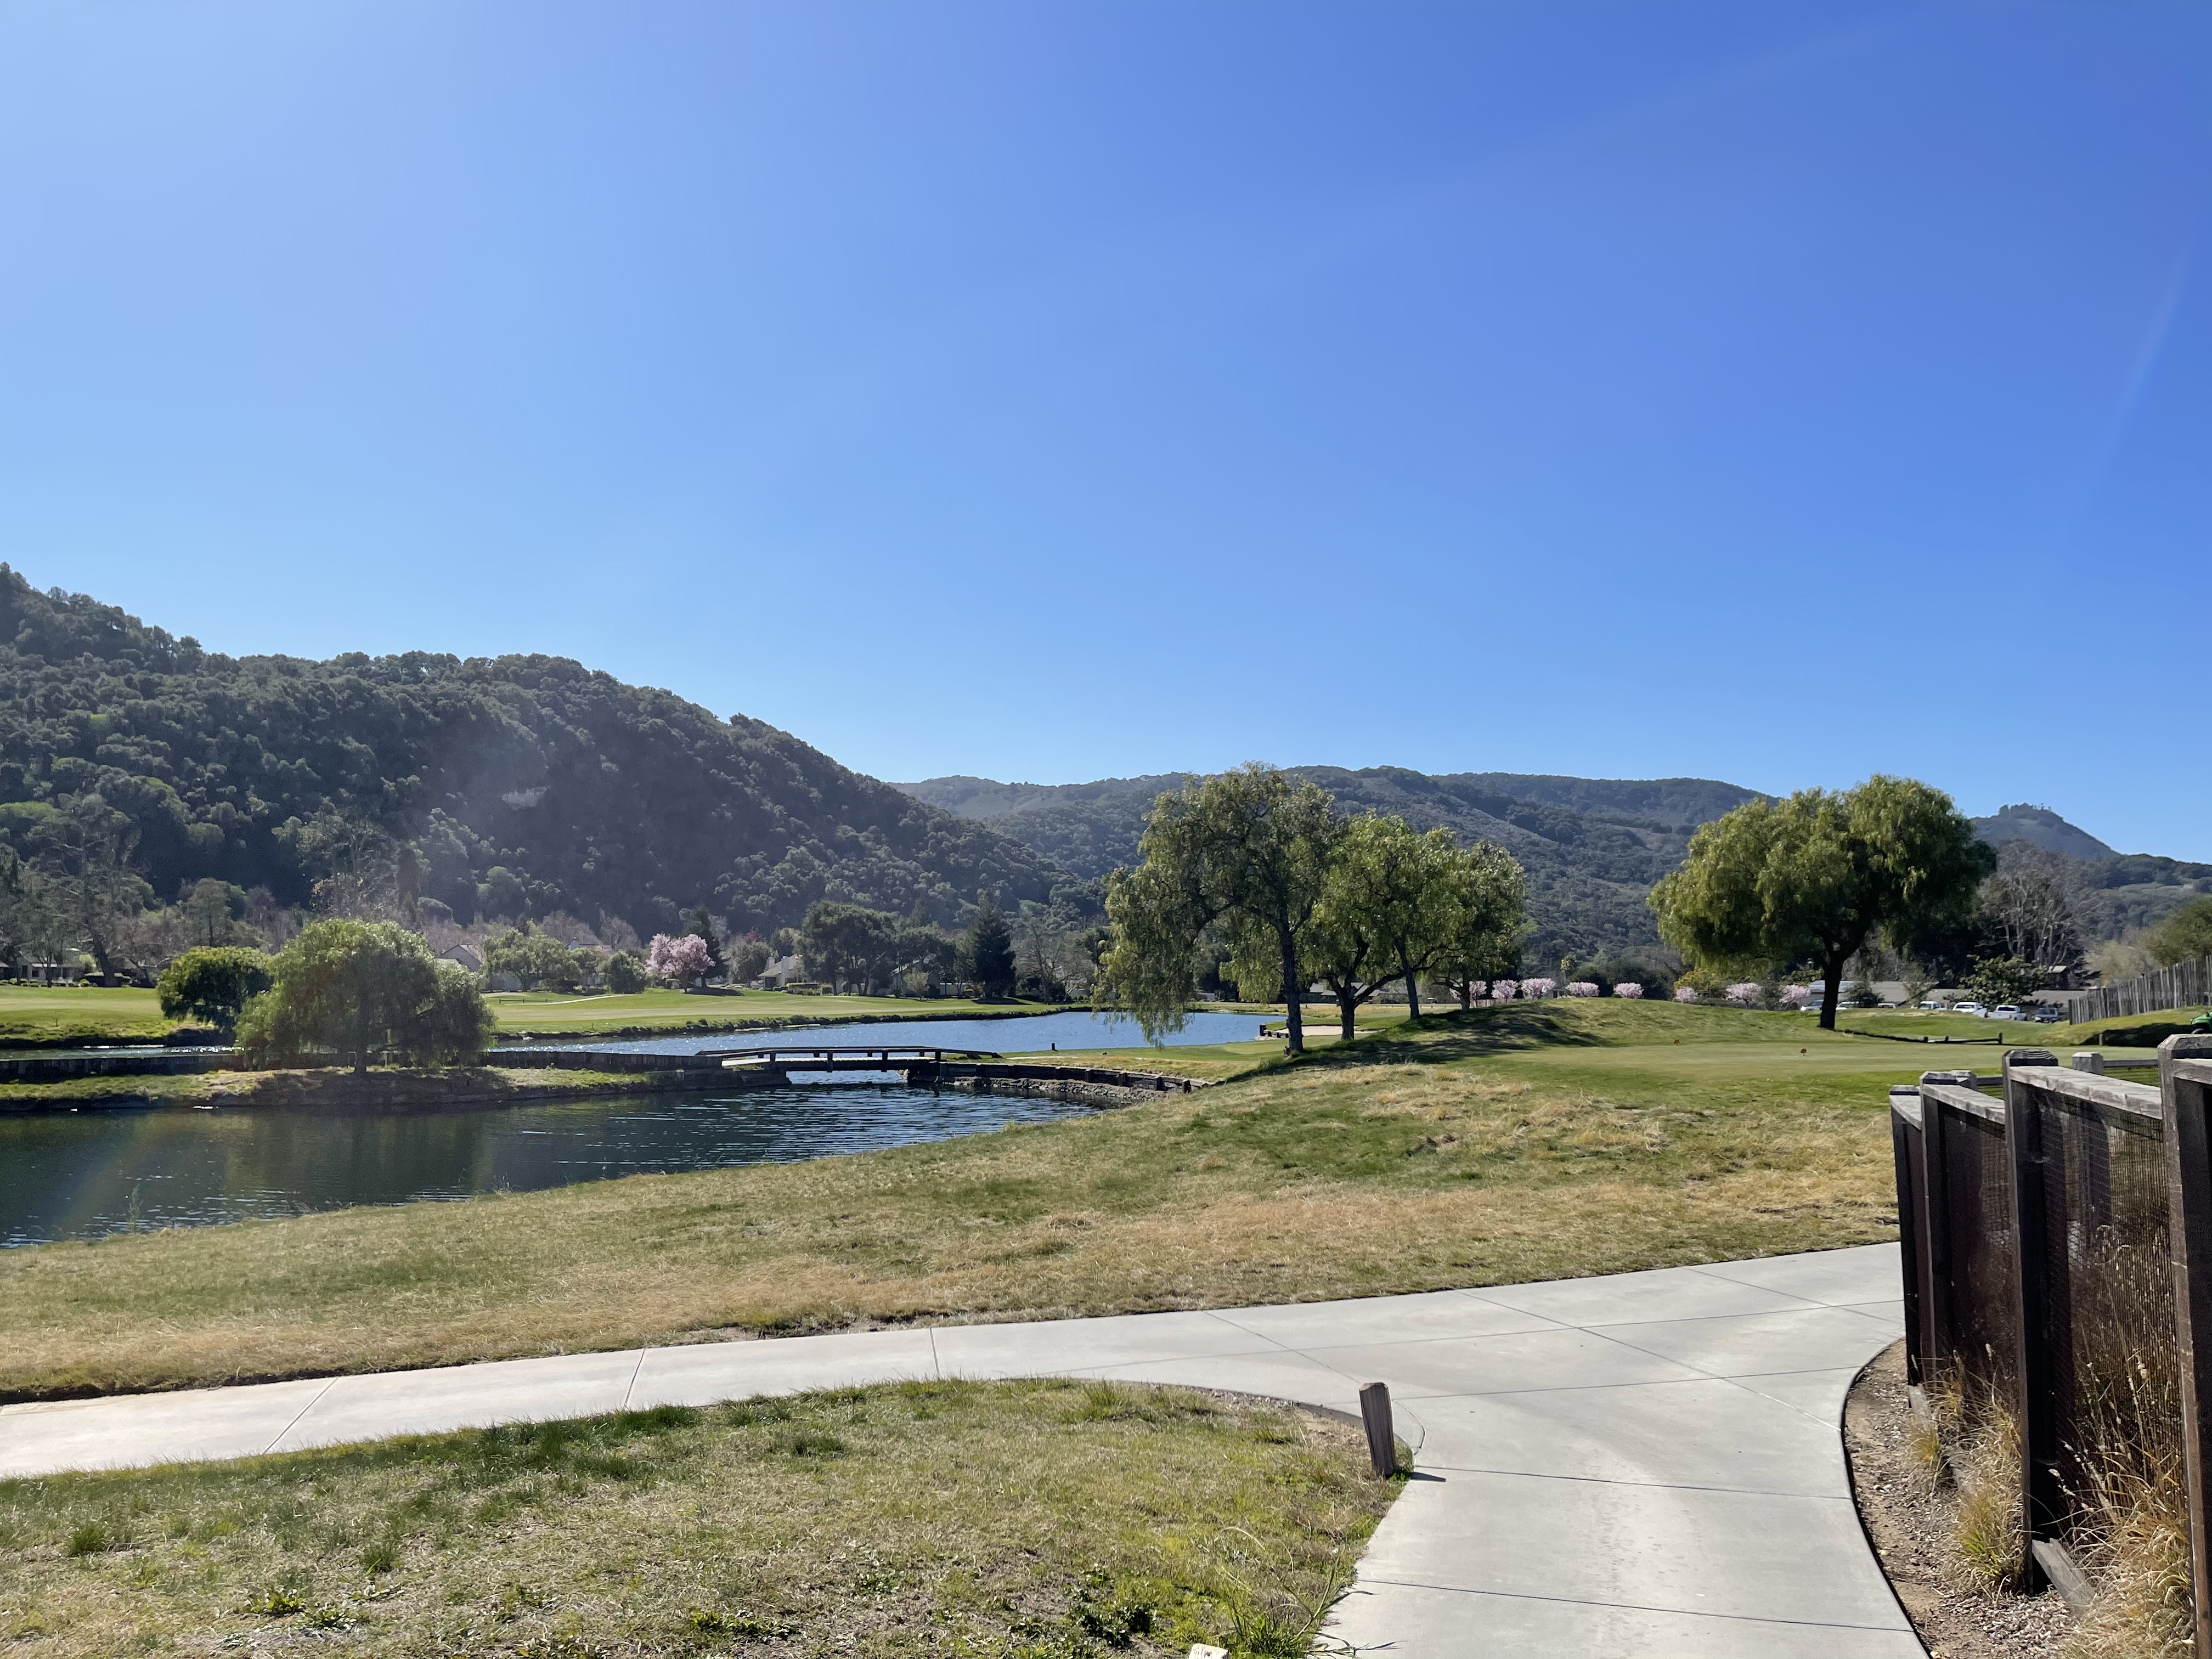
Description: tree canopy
155,946,274,1035
2149,896,2212,969
236,919,493,1073
1103,765,1342,1051
1649,776,1994,1029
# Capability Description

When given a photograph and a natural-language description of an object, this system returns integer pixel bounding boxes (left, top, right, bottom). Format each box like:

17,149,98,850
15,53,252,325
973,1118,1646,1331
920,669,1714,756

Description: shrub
156,946,275,1036
1565,982,1599,997
603,950,648,994
1612,982,1644,999
1673,986,1698,1003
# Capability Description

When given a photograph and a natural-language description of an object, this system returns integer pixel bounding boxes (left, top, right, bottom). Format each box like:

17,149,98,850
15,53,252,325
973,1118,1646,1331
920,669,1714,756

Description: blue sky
5,2,2208,856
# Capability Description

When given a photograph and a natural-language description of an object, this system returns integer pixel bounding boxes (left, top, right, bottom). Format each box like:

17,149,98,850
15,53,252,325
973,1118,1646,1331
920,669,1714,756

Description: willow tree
238,919,493,1073
1103,764,1339,1052
1649,776,1993,1030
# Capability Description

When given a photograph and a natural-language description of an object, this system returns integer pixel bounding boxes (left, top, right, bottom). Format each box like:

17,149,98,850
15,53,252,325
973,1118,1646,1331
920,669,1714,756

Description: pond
523,1008,1273,1057
0,1081,1117,1248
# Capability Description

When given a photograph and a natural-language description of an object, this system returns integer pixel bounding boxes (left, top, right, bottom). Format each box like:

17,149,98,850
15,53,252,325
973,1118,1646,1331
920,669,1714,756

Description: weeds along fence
2070,953,2212,1026
1891,1035,2212,1635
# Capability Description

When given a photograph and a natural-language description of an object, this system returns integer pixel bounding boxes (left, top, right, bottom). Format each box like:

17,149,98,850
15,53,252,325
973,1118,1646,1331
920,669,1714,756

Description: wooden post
2159,1034,2212,1657
2004,1047,2059,1591
1358,1381,1397,1477
1891,1087,1924,1385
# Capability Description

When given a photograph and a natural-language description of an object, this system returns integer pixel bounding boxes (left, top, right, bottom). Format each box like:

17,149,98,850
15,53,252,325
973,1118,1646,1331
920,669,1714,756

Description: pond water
0,1081,1113,1248
521,1008,1273,1057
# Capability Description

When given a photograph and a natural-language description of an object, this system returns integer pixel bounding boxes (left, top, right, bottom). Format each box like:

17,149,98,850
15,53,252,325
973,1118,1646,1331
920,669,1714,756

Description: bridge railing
698,1046,1006,1064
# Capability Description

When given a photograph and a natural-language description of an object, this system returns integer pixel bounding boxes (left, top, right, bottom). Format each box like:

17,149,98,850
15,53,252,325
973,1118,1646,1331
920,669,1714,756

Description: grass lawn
482,989,1082,1039
0,1379,1389,1659
0,999,1937,1401
0,986,174,1046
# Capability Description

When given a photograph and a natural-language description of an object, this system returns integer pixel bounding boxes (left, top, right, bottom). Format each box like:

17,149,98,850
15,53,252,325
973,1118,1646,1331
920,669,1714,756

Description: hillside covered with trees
900,768,1763,967
0,569,1067,961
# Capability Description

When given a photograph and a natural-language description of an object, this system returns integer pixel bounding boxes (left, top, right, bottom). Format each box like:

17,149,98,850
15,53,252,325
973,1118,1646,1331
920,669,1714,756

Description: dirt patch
1846,1339,2074,1657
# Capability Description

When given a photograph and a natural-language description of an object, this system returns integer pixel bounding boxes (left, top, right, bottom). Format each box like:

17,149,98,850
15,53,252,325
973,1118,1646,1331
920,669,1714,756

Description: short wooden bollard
1359,1381,1397,1476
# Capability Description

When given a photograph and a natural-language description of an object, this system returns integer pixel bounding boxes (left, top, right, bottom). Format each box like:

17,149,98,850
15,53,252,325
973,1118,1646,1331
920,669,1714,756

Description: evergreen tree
965,894,1017,1000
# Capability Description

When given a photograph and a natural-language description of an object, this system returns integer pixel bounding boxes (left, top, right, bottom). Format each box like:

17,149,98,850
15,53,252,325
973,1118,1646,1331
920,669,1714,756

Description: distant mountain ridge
900,774,2212,962
897,768,1764,965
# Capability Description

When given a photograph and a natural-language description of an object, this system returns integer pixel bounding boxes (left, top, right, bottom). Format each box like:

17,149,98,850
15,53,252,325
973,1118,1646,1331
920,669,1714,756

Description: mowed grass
482,989,1080,1038
0,986,174,1046
0,1000,1929,1401
0,985,1084,1046
0,1379,1389,1659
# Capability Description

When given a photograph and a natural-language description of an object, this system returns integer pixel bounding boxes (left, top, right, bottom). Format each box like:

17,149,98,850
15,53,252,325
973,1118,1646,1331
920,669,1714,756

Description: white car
1993,1005,2022,1021
1953,1001,1987,1018
1918,998,1946,1010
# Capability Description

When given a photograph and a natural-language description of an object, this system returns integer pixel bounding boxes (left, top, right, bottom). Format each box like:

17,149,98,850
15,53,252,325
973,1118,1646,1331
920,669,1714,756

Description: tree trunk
1338,991,1358,1043
1459,981,1472,1010
1278,924,1304,1054
1819,957,1844,1031
1401,950,1421,1019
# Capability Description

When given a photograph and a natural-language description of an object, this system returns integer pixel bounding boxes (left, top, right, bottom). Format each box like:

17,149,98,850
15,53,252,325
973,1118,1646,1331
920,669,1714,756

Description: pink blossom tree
1674,985,1699,1003
1566,981,1599,997
647,932,715,987
1492,979,1519,1001
1726,982,1764,1006
1612,982,1644,999
1782,984,1812,1008
1521,977,1557,999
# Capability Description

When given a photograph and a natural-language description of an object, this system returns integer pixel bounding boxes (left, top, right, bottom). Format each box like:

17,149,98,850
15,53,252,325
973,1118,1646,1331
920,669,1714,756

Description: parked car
2034,1005,2064,1023
1992,1005,2022,1021
1954,1001,1988,1018
1918,997,1946,1010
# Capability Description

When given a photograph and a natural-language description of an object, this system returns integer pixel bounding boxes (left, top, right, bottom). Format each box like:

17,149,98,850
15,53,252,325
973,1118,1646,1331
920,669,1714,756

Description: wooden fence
1891,1035,2212,1637
2069,953,2212,1026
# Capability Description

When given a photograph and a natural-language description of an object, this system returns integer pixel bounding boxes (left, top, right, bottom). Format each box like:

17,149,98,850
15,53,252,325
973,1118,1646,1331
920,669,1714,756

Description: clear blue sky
5,2,2207,857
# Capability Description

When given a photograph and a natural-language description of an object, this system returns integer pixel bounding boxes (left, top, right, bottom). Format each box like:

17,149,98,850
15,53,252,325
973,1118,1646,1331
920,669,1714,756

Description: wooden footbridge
699,1045,1003,1084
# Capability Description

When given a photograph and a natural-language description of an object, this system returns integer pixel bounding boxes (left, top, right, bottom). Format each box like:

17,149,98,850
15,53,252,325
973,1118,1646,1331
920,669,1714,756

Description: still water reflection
0,1083,1102,1248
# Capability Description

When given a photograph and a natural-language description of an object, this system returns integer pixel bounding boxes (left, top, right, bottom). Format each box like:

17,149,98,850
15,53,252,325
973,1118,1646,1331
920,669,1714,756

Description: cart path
0,1243,1917,1658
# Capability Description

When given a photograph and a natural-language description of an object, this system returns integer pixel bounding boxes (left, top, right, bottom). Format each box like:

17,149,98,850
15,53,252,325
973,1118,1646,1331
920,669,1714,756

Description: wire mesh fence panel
2017,1070,2176,1554
1927,1088,2021,1404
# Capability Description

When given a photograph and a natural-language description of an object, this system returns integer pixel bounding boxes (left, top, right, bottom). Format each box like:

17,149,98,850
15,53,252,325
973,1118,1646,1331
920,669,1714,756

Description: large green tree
1430,843,1530,1008
963,895,1017,1000
237,919,493,1073
155,946,274,1036
2148,896,2212,969
1649,776,1994,1030
1103,764,1340,1052
1304,816,1469,1036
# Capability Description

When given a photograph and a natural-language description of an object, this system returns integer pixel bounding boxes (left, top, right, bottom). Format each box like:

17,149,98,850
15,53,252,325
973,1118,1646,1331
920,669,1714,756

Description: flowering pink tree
646,932,715,987
1492,979,1519,1001
1468,981,1488,1001
1566,981,1599,997
1725,982,1763,1007
1782,985,1812,1008
1613,983,1645,999
1674,985,1699,1003
1521,977,1557,999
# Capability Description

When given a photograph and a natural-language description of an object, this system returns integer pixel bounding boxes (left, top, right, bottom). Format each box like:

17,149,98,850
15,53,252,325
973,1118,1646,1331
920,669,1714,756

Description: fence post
2004,1047,2059,1592
1891,1087,1924,1385
2160,1034,2212,1655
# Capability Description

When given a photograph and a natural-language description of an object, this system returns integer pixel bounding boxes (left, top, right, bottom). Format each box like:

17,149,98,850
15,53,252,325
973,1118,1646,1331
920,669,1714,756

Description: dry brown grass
0,1378,1387,1658
0,1003,1915,1400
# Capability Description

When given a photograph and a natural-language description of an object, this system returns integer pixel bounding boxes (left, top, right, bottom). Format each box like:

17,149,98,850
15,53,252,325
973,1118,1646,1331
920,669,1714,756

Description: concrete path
0,1244,1915,1658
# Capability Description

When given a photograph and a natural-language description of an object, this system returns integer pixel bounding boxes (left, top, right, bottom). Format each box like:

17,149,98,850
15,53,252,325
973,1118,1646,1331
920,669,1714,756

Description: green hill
0,569,1065,936
899,766,1764,966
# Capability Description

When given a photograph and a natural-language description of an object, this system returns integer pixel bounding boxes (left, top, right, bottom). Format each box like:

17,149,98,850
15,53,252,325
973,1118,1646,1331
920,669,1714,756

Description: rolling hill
0,568,1066,939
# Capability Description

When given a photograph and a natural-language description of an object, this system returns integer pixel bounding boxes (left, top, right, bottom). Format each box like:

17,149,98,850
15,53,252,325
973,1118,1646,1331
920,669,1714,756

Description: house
438,943,484,973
